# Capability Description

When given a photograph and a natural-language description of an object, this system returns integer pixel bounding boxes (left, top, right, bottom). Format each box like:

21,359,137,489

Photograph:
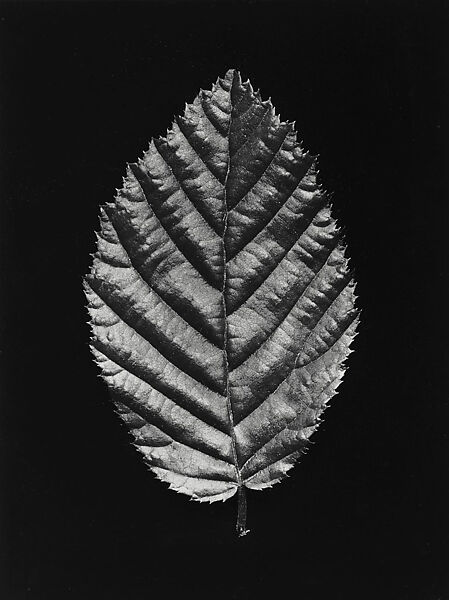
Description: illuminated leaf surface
84,69,359,535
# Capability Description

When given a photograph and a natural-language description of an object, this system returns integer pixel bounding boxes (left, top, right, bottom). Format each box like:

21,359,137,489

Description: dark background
0,1,447,598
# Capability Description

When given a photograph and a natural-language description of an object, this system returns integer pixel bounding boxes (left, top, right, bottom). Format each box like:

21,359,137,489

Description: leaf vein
153,140,222,237
87,280,224,396
130,164,221,291
176,117,226,183
102,215,222,349
113,388,234,467
231,105,271,158
228,196,327,313
229,126,291,208
237,286,356,429
92,337,229,435
230,238,341,372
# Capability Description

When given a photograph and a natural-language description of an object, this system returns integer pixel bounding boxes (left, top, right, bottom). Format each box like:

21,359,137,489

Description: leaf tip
223,67,240,81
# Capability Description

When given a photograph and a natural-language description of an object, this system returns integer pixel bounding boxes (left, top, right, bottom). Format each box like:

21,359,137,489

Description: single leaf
84,69,359,536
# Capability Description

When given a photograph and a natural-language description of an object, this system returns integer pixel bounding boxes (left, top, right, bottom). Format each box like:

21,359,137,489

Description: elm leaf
84,69,359,536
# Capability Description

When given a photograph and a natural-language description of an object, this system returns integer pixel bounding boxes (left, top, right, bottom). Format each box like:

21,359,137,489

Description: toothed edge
243,315,360,492
150,466,238,504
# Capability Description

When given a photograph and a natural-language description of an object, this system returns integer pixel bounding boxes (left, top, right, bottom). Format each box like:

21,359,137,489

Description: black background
0,1,447,598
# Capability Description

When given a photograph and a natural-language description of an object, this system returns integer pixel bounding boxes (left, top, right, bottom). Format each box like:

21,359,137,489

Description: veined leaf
84,69,359,536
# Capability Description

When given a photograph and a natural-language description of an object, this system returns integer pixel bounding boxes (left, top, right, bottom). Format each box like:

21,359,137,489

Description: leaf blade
85,69,359,528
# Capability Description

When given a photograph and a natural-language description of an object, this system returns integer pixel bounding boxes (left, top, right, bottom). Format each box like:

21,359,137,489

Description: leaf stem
236,485,249,537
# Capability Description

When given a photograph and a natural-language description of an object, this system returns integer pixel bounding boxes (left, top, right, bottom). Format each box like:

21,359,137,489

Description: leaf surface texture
85,69,359,529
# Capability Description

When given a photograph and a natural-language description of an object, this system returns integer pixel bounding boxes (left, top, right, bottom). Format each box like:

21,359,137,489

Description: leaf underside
84,69,359,532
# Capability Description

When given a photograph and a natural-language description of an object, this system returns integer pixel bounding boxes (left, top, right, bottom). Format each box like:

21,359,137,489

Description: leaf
84,69,359,536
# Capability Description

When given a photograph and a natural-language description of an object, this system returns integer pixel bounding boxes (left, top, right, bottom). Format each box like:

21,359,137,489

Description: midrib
221,70,248,536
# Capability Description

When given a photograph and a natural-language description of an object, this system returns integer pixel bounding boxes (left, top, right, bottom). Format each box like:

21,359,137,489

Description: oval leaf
84,69,359,535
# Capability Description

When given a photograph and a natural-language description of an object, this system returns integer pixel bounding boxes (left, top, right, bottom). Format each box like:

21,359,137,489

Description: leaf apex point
224,67,238,79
